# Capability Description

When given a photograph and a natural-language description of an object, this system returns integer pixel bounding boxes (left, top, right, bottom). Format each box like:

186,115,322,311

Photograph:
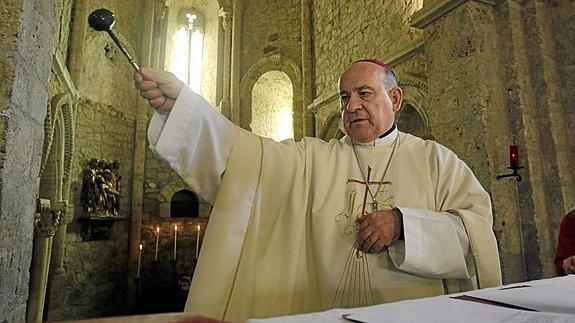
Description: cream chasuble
148,87,502,322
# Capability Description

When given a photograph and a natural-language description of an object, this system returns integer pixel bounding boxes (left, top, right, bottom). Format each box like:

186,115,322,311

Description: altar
61,275,575,323
249,275,575,323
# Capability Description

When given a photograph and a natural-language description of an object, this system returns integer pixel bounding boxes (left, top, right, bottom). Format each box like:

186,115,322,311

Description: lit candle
510,145,519,168
173,224,178,261
196,224,200,260
154,226,159,261
137,243,142,279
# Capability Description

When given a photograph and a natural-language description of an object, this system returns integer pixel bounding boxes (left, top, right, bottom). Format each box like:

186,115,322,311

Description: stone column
67,0,89,86
531,1,575,212
128,0,156,308
26,199,64,323
219,6,233,119
411,0,526,283
492,0,572,279
230,0,243,126
0,0,56,321
301,0,315,137
48,201,68,276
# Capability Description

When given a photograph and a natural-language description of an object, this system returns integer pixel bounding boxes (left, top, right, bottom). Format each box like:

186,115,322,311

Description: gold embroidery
332,169,394,308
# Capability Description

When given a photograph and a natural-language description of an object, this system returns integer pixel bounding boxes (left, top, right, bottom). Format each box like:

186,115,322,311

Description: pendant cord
352,132,400,205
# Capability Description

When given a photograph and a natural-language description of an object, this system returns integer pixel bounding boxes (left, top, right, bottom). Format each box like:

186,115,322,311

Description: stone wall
74,1,141,117
553,1,575,169
312,0,423,96
413,0,575,283
490,0,575,281
239,0,302,135
0,0,56,321
240,0,300,78
44,0,144,320
421,1,518,281
44,99,136,320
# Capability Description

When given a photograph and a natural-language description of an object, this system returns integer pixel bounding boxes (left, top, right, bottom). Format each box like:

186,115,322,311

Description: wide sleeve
147,86,237,204
389,207,472,279
389,144,501,287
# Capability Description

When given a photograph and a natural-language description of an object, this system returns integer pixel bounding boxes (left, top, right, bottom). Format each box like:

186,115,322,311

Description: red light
510,145,519,168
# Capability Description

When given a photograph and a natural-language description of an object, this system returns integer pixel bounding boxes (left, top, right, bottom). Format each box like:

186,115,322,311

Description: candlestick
510,145,519,168
137,243,142,279
173,224,178,261
196,224,200,260
154,226,159,261
496,144,523,182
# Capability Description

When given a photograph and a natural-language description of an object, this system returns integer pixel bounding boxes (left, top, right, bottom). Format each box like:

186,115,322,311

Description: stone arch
397,76,431,139
159,180,188,203
39,109,65,202
159,180,189,218
170,189,200,218
318,111,344,141
39,93,75,202
37,93,76,279
250,71,294,141
240,53,303,139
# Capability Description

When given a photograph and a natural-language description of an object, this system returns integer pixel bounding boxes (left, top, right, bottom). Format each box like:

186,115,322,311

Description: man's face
339,62,402,143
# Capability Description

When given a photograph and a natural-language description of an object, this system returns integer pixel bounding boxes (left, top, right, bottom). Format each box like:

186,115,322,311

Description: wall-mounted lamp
496,145,523,182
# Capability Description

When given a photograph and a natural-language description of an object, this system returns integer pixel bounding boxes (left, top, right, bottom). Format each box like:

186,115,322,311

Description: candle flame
139,243,143,250
156,226,159,233
197,225,200,231
175,225,178,230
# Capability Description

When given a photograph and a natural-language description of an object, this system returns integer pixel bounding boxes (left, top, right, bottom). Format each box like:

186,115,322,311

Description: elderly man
135,59,501,322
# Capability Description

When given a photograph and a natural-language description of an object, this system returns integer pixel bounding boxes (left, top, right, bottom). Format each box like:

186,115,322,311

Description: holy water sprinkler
88,8,140,71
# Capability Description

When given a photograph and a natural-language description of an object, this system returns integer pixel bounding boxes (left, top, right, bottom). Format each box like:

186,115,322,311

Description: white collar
345,126,399,148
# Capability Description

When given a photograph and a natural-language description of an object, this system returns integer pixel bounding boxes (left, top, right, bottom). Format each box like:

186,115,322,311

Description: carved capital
219,7,233,30
411,0,496,29
34,199,66,237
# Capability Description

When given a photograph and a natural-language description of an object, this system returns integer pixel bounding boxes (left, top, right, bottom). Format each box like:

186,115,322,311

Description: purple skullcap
353,58,392,70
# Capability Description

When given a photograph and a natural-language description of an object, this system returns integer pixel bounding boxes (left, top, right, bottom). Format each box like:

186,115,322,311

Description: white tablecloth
249,275,575,323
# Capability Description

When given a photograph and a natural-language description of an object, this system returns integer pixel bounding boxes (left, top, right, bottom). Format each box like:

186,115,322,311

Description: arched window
171,9,205,94
250,71,294,141
170,189,199,218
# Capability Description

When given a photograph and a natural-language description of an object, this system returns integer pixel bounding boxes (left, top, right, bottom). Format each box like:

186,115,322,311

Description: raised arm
135,68,237,204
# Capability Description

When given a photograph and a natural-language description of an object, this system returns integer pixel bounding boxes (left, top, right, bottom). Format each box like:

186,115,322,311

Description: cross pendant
370,201,378,213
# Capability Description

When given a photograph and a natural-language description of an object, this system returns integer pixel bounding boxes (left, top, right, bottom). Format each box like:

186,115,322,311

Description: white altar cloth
249,275,575,323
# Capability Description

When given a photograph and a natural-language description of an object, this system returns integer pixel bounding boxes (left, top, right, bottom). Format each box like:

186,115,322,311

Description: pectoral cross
371,201,379,213
348,167,389,215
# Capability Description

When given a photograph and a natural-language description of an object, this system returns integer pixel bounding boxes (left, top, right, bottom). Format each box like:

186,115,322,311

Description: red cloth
554,210,575,275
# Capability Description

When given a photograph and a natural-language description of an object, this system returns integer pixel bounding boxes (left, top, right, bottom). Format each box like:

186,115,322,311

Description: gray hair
379,68,399,90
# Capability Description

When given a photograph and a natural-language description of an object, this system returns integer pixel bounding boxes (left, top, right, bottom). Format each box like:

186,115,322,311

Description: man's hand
356,208,403,253
563,255,575,274
134,67,184,113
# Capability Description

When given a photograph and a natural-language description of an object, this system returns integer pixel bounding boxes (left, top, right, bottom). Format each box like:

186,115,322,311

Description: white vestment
148,87,502,322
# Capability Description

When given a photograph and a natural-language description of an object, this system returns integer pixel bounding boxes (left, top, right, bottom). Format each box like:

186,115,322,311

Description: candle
154,226,159,261
510,145,519,168
137,243,142,279
196,224,200,260
173,224,178,261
